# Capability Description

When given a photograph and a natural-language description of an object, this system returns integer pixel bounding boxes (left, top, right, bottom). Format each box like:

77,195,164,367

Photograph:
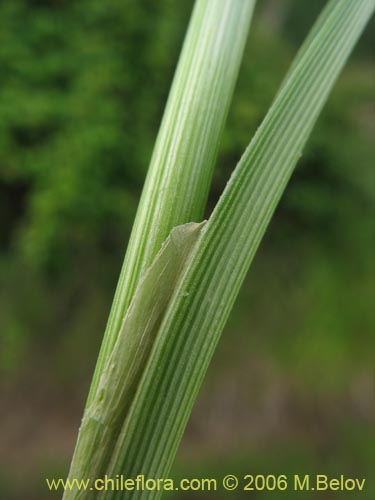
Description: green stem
87,0,256,404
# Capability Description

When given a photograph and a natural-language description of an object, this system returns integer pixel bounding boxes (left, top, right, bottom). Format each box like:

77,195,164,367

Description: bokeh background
0,0,374,498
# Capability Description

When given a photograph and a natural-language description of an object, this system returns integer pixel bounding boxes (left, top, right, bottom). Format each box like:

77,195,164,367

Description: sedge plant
65,0,374,498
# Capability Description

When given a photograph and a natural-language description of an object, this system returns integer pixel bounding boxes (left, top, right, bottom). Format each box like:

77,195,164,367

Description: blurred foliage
0,0,192,377
0,0,373,499
0,0,373,384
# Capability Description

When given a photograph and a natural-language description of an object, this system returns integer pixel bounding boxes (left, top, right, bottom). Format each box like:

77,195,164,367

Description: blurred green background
0,0,373,498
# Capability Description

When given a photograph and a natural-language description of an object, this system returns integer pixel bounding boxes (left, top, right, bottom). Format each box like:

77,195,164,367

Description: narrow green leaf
87,0,256,403
102,0,374,497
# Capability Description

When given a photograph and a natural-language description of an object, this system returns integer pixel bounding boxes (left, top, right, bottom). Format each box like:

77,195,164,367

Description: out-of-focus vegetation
0,1,373,499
